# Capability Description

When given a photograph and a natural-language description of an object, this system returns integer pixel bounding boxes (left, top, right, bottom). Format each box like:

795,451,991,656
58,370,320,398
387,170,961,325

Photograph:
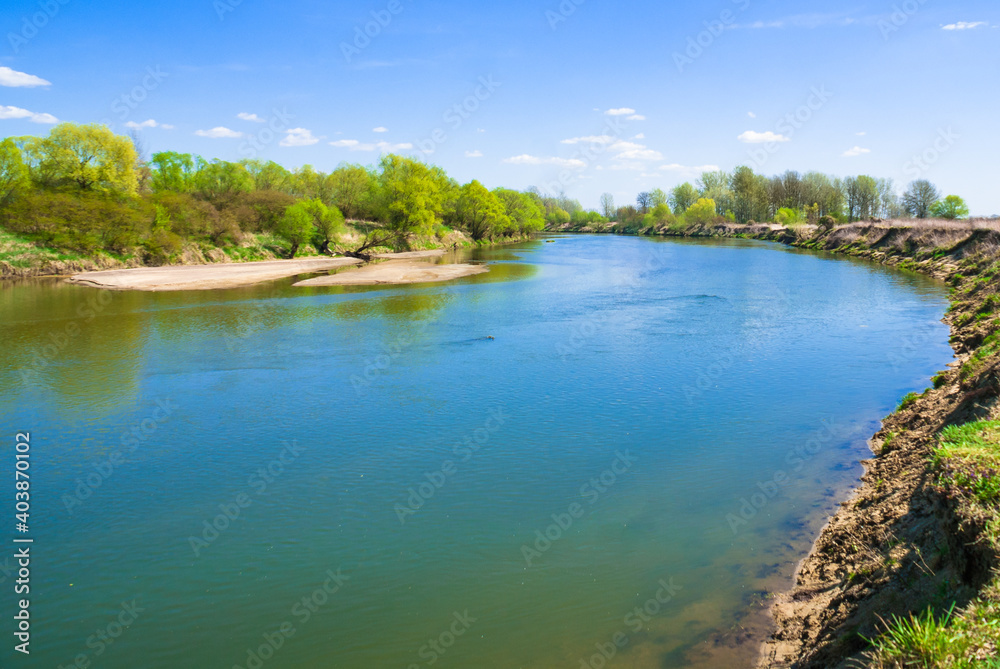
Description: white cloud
942,21,987,30
372,126,388,133
0,105,58,124
748,111,756,118
856,131,867,136
330,139,414,151
0,66,50,88
280,127,322,147
561,135,616,145
195,126,243,138
604,107,636,116
842,146,871,157
738,130,791,144
125,119,174,130
659,163,721,174
608,140,663,162
465,150,483,158
237,112,265,123
633,133,645,139
477,128,486,133
502,154,586,168
627,114,646,121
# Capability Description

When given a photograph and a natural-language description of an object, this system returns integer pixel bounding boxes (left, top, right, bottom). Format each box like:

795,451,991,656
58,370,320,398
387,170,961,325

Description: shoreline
550,221,1000,667
61,250,479,292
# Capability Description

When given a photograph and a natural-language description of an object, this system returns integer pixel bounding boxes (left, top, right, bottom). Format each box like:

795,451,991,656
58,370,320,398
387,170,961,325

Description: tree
600,192,615,219
901,180,940,219
669,182,698,215
930,195,969,220
276,202,315,257
495,188,545,236
636,191,652,214
242,160,292,193
843,175,879,221
649,188,667,208
23,123,139,195
455,180,508,241
374,154,453,237
150,152,195,193
697,170,734,217
298,199,344,253
192,159,254,201
0,138,29,204
685,198,717,225
730,165,769,223
327,164,374,219
645,203,676,228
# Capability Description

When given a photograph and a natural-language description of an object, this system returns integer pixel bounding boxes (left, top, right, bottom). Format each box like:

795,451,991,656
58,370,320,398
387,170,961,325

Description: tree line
0,123,547,262
593,167,969,232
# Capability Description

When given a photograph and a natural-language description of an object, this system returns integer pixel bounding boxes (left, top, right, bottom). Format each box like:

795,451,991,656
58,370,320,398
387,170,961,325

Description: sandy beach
67,257,363,291
293,260,488,286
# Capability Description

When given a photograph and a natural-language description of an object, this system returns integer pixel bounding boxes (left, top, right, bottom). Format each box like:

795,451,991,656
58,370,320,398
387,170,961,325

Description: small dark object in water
487,336,495,340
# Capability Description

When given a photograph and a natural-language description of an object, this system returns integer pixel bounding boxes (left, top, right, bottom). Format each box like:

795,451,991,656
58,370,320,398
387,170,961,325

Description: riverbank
552,219,1000,667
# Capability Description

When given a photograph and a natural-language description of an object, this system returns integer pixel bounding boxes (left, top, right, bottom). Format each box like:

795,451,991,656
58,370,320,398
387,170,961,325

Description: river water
0,234,953,668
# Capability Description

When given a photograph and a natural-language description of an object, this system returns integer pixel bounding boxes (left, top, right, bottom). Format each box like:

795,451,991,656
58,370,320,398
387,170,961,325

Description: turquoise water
0,235,953,668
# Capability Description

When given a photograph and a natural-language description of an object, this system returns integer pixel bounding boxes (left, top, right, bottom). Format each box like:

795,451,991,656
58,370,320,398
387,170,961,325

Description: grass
0,228,86,269
898,392,921,412
870,421,1000,667
960,332,1000,380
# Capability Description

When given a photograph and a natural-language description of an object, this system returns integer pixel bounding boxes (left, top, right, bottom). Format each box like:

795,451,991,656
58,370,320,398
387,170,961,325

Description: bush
685,198,717,226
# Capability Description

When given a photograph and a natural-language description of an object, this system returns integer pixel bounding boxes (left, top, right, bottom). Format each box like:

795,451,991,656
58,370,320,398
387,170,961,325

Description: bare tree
636,191,652,214
901,180,940,219
600,192,615,219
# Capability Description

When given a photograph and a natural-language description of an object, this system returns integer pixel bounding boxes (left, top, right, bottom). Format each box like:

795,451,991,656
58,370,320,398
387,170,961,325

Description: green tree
327,164,374,219
150,151,195,193
494,188,545,236
685,198,717,225
649,188,667,208
0,138,29,204
456,180,508,241
644,203,676,228
276,202,315,257
24,123,139,194
931,195,969,220
192,159,254,201
669,182,698,215
300,198,344,253
242,160,292,193
375,154,453,236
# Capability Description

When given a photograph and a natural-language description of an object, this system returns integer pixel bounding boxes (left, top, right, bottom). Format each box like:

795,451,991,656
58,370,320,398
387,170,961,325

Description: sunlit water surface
0,235,953,668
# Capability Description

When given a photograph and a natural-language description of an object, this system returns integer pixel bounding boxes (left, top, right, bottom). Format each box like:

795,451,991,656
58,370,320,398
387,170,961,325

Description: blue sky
2,0,998,214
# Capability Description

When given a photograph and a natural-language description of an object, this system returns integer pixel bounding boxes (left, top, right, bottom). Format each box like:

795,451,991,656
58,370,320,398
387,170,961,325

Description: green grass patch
960,332,1000,380
898,392,920,412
